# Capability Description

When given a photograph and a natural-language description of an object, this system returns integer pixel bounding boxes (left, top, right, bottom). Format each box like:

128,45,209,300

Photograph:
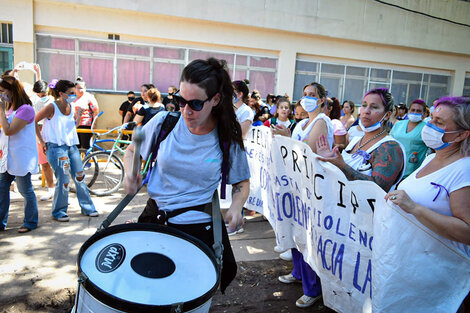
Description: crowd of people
0,57,468,311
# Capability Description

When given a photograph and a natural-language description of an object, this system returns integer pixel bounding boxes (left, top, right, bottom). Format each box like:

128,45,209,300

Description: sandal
18,227,32,233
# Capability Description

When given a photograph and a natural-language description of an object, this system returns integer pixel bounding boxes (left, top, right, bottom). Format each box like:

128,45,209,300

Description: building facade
2,0,470,126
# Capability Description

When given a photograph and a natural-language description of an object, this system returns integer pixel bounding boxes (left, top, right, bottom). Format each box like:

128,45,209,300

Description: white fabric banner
241,126,470,313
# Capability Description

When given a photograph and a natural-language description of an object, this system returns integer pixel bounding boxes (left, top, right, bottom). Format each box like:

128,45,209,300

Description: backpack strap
220,141,229,199
142,112,181,185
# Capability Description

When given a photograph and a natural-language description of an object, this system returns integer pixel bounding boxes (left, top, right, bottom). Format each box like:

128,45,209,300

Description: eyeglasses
173,90,213,111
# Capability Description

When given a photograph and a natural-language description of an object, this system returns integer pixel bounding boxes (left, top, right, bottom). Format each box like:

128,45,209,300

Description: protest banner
241,125,470,313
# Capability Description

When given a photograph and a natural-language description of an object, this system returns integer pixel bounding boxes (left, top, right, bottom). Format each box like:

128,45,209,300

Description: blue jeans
46,143,97,219
0,172,38,230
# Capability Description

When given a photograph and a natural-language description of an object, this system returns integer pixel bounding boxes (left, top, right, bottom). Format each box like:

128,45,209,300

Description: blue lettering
282,193,293,218
324,215,333,230
359,229,367,248
349,223,356,242
335,218,345,236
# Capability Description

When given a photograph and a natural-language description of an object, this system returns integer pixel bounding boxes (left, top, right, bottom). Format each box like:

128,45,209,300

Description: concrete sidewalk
0,174,280,306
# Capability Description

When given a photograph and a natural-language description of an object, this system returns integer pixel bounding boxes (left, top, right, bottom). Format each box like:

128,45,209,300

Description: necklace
357,129,386,150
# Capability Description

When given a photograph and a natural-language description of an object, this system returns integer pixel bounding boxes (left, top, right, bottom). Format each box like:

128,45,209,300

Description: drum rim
77,223,220,313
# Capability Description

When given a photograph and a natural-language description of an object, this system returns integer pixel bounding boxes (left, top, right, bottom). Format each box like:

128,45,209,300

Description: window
464,73,470,97
294,59,452,106
36,34,278,95
1,23,13,44
0,23,13,74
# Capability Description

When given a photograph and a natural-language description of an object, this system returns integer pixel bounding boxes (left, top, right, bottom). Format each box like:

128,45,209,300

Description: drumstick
131,127,145,178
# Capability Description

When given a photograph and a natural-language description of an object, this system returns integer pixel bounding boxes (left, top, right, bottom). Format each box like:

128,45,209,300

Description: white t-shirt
235,103,254,123
140,112,251,224
348,125,364,139
291,113,334,149
398,154,470,256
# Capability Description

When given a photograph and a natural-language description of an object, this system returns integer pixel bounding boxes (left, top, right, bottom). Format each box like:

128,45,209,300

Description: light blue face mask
0,93,11,103
300,96,319,113
66,94,77,104
408,112,423,123
358,113,387,132
421,122,460,150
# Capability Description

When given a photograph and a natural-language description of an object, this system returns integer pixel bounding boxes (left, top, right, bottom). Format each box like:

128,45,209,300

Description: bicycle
80,114,135,196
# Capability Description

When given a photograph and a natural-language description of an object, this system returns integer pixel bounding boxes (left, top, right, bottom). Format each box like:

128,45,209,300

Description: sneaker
87,212,99,217
40,188,54,201
280,249,293,261
55,215,70,222
278,273,301,284
226,223,244,236
295,294,320,308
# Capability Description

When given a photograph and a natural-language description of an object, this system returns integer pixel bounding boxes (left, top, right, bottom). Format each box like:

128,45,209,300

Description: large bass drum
74,223,220,313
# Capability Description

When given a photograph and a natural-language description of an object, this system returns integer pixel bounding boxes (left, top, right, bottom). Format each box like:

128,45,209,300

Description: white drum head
77,224,219,311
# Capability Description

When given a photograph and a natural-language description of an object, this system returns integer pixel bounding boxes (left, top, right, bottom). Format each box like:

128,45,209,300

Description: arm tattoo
232,184,243,196
370,142,404,192
341,141,404,192
342,163,375,182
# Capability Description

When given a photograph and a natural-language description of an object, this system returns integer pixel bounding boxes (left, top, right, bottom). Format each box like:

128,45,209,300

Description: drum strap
211,190,224,270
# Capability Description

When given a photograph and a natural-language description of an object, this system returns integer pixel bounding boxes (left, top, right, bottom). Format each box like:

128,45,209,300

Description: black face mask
128,97,135,102
168,92,174,96
295,118,303,123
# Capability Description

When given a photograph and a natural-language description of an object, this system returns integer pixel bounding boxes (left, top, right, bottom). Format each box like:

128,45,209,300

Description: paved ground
0,174,332,312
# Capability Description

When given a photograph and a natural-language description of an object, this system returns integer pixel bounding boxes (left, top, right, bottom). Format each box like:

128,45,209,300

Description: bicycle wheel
82,151,124,196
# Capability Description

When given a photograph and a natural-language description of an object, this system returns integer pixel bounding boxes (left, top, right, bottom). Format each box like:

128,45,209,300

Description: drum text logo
95,243,126,273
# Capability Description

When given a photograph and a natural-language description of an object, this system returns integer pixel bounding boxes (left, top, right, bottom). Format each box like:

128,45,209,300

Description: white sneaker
295,294,320,308
40,188,54,201
280,249,293,261
55,215,70,222
226,223,244,236
278,273,301,284
87,212,99,217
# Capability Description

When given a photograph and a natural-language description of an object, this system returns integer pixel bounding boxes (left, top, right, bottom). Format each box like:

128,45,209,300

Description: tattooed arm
225,179,250,230
342,141,404,192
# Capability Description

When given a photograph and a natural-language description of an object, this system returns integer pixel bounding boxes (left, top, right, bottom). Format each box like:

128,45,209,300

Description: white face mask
421,122,460,150
358,113,387,132
408,113,423,123
300,96,319,113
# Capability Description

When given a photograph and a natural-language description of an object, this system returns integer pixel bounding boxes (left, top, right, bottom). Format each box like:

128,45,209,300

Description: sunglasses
173,90,213,111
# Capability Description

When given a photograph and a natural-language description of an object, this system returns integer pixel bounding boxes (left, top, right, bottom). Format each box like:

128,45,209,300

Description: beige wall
4,0,470,128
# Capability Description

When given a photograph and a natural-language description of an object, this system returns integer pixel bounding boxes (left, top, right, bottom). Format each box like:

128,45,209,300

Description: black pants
77,125,92,149
138,198,237,293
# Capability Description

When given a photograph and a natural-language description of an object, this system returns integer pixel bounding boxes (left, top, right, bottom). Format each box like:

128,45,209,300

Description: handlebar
90,111,137,137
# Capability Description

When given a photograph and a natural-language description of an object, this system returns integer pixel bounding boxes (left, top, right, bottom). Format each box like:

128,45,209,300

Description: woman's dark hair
250,90,261,101
33,80,49,94
2,69,13,78
0,76,32,110
342,100,355,113
302,82,327,108
142,84,154,90
232,79,250,104
75,76,86,88
327,97,342,120
51,80,75,100
180,58,244,165
364,87,395,112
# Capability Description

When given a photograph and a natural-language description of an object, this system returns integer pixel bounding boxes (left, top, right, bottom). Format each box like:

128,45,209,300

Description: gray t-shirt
140,112,250,224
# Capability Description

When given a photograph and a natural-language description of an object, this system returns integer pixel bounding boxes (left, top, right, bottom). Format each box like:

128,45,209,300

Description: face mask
408,113,422,123
128,97,135,102
233,96,240,104
0,93,11,102
430,106,435,115
66,94,77,104
421,122,460,150
300,96,319,113
358,113,387,133
40,96,49,103
168,92,174,96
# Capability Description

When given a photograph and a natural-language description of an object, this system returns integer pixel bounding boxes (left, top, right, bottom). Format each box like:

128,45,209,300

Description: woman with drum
123,58,250,293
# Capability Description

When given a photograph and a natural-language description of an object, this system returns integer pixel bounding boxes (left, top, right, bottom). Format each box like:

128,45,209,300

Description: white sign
242,126,470,313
